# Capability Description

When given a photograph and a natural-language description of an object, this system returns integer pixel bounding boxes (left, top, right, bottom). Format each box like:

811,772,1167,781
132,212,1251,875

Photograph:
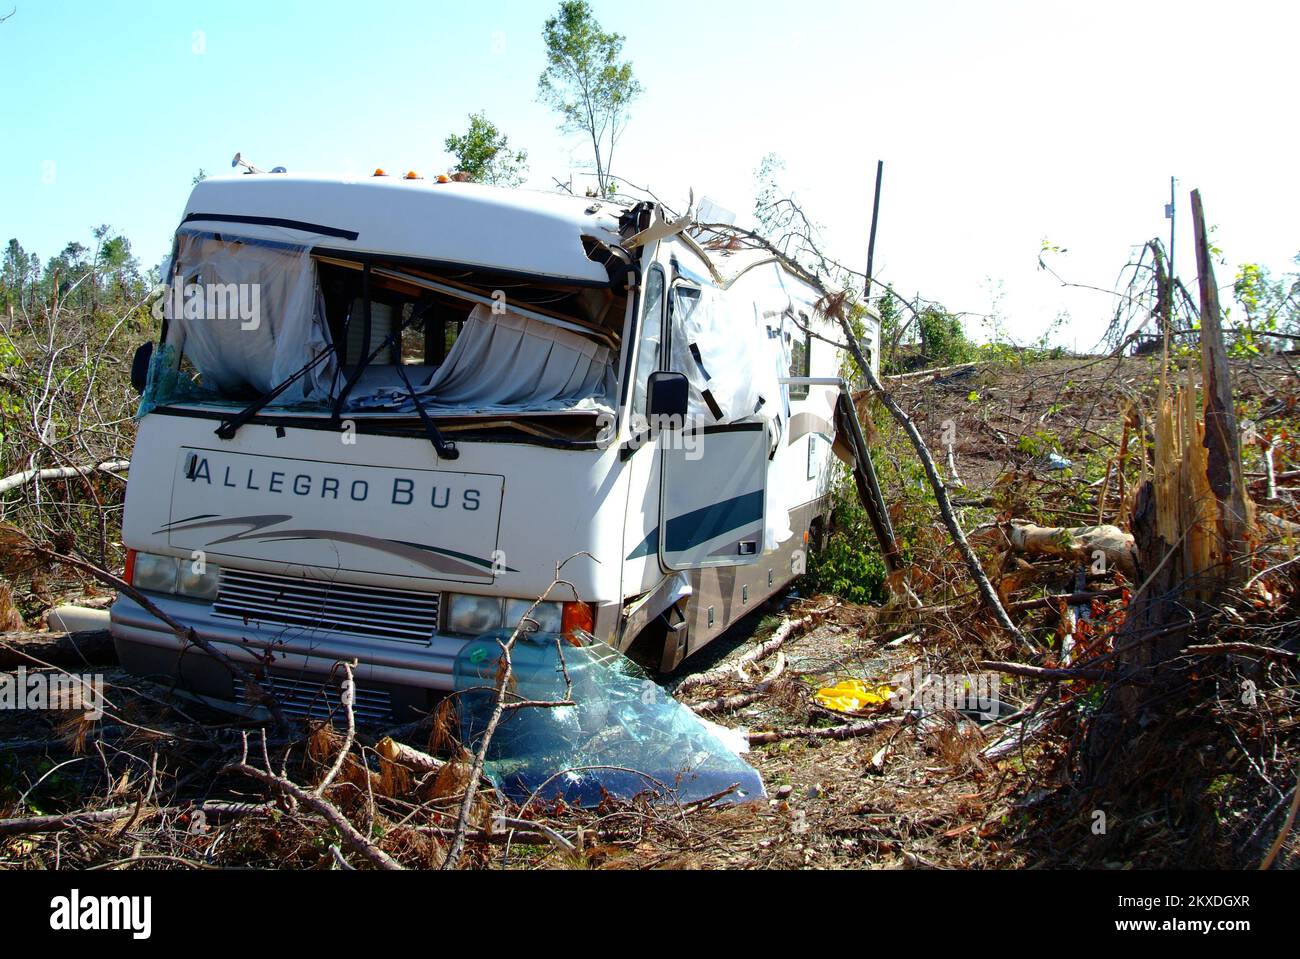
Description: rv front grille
231,673,393,725
213,568,440,645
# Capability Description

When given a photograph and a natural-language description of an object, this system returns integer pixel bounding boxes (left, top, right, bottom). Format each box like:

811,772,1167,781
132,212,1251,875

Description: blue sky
1,0,1297,346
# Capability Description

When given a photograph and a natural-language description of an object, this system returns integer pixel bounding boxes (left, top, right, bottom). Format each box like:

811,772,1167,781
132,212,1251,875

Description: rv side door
658,421,768,571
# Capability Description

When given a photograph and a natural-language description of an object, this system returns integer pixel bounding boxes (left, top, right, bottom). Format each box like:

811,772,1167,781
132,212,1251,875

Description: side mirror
646,371,689,422
130,342,154,395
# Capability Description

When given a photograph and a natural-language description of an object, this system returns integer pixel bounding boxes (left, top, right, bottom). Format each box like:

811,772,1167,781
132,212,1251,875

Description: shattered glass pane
454,630,765,807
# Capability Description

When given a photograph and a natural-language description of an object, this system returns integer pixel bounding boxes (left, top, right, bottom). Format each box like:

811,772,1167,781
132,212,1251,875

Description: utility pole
864,161,884,305
1166,176,1176,281
1164,176,1177,343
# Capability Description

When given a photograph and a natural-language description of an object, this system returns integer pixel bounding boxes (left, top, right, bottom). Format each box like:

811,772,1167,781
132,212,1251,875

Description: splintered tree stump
1084,190,1252,787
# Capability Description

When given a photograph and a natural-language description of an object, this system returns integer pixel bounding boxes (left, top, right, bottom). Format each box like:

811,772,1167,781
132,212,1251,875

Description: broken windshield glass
454,629,765,807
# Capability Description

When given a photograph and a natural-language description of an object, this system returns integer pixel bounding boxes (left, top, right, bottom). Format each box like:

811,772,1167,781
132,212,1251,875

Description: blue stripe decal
626,528,658,560
664,491,764,554
625,491,765,561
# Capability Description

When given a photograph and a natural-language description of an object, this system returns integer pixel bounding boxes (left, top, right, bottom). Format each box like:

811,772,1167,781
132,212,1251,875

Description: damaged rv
111,171,882,722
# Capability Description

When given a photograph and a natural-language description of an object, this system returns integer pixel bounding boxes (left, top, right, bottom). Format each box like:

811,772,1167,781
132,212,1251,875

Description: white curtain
163,230,335,404
411,304,613,406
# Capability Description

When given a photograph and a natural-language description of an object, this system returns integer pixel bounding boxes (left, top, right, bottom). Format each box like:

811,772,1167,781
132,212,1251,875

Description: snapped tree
444,112,529,188
538,0,642,196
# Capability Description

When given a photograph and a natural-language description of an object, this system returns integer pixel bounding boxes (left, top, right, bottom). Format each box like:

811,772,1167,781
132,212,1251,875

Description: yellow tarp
813,679,894,714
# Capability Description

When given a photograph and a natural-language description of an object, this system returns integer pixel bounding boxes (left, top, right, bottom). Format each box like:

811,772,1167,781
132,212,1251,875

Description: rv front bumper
110,591,478,721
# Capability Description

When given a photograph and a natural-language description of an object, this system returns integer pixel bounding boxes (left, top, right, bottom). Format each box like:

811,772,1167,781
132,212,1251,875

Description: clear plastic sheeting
350,304,616,413
156,229,335,406
454,630,765,807
668,284,784,429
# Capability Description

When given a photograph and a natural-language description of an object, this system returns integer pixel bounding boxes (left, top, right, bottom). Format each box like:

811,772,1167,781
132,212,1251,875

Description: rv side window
632,266,665,417
789,314,811,399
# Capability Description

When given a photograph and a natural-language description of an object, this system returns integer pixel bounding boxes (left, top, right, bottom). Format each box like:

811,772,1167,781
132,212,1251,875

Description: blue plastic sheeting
454,630,765,808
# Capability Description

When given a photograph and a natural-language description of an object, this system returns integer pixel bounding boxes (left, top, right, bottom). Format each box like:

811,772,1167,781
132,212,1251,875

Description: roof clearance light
373,168,388,177
405,171,421,180
436,174,451,184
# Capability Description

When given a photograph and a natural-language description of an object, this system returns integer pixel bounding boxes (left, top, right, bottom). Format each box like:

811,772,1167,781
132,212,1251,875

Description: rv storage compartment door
658,421,767,570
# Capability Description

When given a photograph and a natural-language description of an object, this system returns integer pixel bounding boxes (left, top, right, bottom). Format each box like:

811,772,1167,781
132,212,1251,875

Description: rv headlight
131,552,178,594
446,594,504,635
176,559,221,600
504,599,563,634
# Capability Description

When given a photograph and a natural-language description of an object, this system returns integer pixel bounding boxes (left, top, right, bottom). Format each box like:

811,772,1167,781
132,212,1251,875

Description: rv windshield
142,230,622,422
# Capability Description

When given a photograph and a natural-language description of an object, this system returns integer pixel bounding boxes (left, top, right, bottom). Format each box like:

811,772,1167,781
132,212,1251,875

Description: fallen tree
0,628,115,670
1005,522,1138,580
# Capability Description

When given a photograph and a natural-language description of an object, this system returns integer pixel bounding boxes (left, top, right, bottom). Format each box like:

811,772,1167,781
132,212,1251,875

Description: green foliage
0,226,153,604
1015,430,1060,458
917,305,972,367
877,294,906,374
971,340,1065,366
538,0,642,196
1231,256,1299,354
444,111,529,187
804,406,934,604
804,472,890,604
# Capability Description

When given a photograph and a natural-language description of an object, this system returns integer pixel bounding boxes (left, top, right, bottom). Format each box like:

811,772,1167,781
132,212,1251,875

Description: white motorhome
111,171,881,723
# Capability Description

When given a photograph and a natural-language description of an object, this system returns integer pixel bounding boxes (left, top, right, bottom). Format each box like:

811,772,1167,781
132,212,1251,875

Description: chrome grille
231,673,393,725
213,568,439,644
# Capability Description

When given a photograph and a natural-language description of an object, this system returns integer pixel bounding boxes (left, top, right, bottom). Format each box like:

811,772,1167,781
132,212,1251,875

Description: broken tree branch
695,220,1028,648
0,523,289,728
671,613,815,695
226,758,402,871
0,801,273,838
0,459,129,498
441,557,586,870
0,628,114,670
748,714,907,745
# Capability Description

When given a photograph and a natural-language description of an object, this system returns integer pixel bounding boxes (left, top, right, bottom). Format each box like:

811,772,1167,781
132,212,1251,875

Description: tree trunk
1191,190,1251,579
0,629,115,670
1084,189,1252,786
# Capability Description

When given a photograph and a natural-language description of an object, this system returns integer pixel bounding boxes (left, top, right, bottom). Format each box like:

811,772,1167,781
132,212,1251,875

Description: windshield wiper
217,264,456,458
214,347,336,440
393,357,458,460
331,295,459,460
